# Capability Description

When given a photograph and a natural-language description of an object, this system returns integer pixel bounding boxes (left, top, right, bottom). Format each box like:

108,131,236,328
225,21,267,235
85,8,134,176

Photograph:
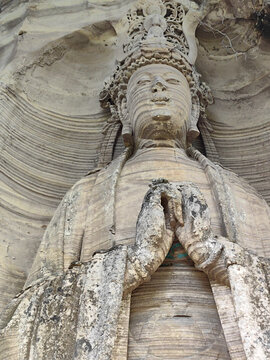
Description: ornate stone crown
98,0,213,166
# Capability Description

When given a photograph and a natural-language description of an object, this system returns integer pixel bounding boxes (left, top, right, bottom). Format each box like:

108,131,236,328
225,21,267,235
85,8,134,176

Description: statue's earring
187,123,200,143
120,99,133,148
122,121,133,148
187,97,200,144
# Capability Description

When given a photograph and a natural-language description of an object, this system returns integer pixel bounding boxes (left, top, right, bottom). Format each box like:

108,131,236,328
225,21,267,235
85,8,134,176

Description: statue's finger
173,196,184,227
167,198,176,229
146,188,163,205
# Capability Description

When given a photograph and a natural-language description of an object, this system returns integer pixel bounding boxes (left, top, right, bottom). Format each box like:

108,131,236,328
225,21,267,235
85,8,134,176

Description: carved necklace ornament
98,0,213,166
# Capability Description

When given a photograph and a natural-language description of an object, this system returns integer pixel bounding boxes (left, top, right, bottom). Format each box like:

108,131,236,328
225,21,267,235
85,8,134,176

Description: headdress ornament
98,0,213,165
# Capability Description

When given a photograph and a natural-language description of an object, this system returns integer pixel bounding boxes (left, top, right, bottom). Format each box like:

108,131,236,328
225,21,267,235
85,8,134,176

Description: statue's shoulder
64,156,122,200
66,168,101,196
212,163,270,256
189,149,268,205
218,165,266,202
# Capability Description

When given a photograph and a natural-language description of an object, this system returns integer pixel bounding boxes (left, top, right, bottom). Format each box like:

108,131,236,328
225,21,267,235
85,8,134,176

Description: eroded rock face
0,0,270,358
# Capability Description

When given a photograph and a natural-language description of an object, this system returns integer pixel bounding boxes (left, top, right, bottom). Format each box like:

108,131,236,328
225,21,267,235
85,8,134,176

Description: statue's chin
151,109,172,121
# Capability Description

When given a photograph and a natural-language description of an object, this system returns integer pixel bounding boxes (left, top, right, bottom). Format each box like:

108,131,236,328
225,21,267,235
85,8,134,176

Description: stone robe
1,147,270,359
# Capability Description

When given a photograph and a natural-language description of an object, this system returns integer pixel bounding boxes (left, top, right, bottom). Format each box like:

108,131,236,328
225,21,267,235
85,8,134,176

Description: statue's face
126,64,191,145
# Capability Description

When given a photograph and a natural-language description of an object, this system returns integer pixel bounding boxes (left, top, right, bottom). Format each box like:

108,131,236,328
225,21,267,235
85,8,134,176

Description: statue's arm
174,183,270,359
24,189,73,288
25,177,93,288
173,182,269,286
123,180,183,295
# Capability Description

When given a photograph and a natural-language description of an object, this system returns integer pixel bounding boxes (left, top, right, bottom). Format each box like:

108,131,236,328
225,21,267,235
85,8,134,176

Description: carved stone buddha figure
1,1,270,360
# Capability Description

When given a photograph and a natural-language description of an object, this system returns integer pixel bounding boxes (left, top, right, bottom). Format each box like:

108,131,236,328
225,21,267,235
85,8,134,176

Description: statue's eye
166,78,181,84
137,79,151,85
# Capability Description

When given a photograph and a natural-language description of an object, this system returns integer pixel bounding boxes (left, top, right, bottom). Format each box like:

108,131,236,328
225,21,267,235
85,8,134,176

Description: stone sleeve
24,176,95,288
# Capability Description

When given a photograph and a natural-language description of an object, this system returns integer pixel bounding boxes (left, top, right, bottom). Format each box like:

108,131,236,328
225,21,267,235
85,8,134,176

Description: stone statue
1,1,270,359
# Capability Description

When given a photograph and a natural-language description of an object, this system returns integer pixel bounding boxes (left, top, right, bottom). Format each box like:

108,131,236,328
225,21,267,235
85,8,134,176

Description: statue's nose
151,77,167,93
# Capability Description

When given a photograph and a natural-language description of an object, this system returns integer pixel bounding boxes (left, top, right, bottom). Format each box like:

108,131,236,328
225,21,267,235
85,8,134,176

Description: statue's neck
127,144,189,165
135,138,185,151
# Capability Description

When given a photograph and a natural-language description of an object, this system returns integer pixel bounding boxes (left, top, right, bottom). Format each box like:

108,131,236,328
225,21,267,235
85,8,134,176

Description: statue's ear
120,97,133,147
187,96,200,143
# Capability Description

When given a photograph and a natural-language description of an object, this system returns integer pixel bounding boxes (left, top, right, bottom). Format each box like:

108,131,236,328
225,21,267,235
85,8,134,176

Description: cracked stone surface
0,0,270,359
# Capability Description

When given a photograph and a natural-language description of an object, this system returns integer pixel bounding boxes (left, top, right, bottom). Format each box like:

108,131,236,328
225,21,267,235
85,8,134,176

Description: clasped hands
146,178,219,267
127,178,227,294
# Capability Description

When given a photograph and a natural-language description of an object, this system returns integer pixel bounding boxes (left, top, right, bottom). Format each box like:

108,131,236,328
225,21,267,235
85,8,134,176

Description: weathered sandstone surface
0,0,269,338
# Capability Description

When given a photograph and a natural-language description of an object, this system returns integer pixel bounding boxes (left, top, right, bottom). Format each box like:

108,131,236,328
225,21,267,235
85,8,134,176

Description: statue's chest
114,149,223,245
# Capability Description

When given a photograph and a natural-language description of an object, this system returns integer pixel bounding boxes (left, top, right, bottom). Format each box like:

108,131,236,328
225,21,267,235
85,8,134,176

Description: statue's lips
150,98,172,120
151,97,170,105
